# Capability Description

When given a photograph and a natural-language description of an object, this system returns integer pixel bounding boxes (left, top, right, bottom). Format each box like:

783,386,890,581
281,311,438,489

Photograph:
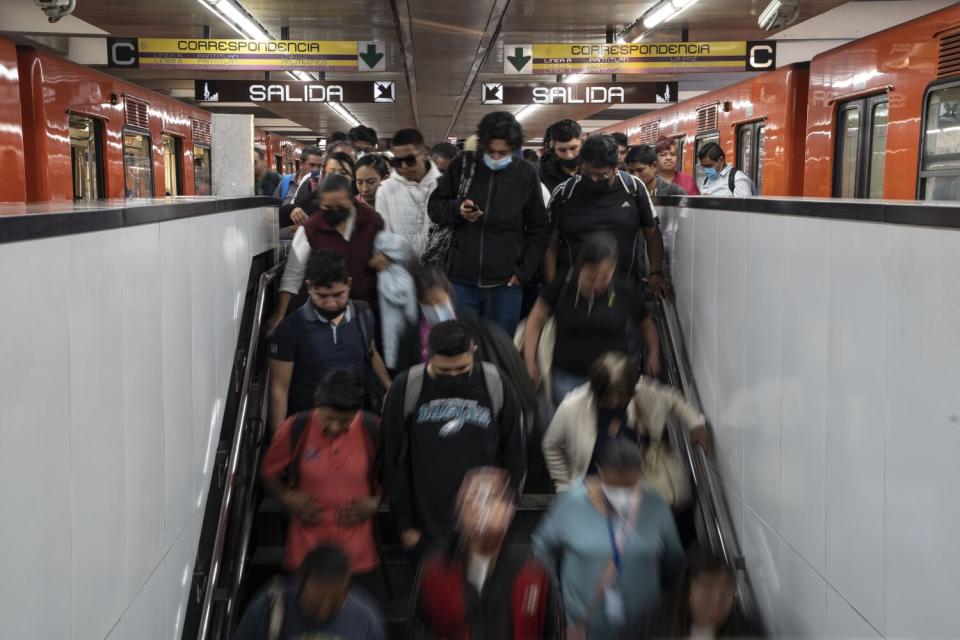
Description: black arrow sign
376,83,393,99
483,84,501,102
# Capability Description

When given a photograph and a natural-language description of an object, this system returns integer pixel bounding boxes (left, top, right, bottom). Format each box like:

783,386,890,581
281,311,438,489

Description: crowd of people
236,118,761,639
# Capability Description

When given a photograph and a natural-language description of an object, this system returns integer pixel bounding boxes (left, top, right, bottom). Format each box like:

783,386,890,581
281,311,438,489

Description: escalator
182,264,763,639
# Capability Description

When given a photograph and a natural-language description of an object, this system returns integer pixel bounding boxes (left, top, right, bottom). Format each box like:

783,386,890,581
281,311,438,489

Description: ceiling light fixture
327,102,361,128
758,0,799,31
514,104,541,121
642,0,702,30
198,0,270,41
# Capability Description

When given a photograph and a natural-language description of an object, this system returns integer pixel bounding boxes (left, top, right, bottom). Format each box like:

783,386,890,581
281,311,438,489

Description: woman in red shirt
655,137,700,195
261,370,381,589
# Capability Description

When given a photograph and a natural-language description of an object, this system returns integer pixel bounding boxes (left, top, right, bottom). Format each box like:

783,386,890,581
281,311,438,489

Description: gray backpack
403,362,504,421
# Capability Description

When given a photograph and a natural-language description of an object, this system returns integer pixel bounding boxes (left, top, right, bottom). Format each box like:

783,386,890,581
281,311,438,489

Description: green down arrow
359,43,384,69
507,47,531,72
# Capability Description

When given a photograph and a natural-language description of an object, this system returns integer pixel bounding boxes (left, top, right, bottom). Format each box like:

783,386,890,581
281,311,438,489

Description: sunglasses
391,154,420,168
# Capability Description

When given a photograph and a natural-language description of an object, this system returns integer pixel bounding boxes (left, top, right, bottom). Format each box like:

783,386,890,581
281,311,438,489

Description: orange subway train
600,3,960,201
256,129,306,176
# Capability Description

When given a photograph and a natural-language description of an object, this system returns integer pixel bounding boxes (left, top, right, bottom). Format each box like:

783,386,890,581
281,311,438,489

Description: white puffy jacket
376,162,442,257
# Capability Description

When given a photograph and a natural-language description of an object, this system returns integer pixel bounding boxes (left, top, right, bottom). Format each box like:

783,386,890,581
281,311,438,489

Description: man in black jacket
428,112,550,336
381,320,527,555
539,119,583,192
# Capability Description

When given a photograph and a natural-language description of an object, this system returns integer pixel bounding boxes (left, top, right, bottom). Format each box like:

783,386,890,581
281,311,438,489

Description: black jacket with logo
428,157,550,287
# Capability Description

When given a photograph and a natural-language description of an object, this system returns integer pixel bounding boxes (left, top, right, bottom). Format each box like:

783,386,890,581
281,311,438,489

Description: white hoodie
376,161,442,257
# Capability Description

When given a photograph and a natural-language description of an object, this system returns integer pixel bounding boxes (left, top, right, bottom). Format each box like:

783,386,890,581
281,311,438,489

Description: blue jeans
552,368,588,406
453,283,523,337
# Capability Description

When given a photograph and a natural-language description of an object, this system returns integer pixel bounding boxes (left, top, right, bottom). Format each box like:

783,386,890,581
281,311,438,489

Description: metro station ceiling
73,0,854,144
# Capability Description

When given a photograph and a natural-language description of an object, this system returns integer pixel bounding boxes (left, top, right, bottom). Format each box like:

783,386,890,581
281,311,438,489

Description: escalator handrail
655,295,757,620
198,260,285,640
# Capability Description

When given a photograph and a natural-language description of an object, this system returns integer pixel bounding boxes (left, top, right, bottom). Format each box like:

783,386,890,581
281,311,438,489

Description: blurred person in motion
431,141,460,174
355,154,391,211
327,131,357,160
539,119,582,192
268,174,385,330
546,135,669,297
655,138,699,196
261,370,382,591
350,125,380,154
379,128,443,257
626,145,688,198
233,545,385,640
522,233,661,407
610,132,629,169
268,249,390,431
542,352,708,498
659,547,763,638
410,467,564,640
255,148,281,197
373,231,419,373
697,142,755,197
277,146,324,205
428,111,550,336
382,320,527,555
534,439,684,640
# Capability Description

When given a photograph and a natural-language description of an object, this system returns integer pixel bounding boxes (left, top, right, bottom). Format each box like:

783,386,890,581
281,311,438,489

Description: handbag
639,436,691,510
421,151,476,269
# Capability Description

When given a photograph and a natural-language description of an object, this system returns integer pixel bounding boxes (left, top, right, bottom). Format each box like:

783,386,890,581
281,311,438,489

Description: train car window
194,145,212,195
69,114,104,201
673,135,685,173
836,106,861,198
919,83,960,201
756,125,766,194
123,131,154,198
737,126,755,184
275,154,283,174
162,134,183,196
295,160,301,172
694,133,720,185
868,103,889,199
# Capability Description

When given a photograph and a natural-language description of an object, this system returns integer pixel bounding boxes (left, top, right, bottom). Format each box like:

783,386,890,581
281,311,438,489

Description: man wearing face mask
545,135,669,298
539,119,583,191
428,112,550,337
697,141,756,197
381,320,527,556
233,545,385,640
410,468,563,640
268,173,385,334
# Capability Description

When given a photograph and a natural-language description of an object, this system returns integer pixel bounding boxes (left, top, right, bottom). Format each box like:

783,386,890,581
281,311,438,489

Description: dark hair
546,119,582,145
305,249,350,288
431,142,459,160
325,151,356,179
428,320,474,357
328,140,355,157
577,231,618,269
666,547,742,638
579,135,620,169
626,144,657,166
328,131,350,144
313,370,366,411
301,145,324,162
522,149,539,163
392,128,426,149
298,545,351,584
588,352,640,409
356,153,390,179
415,267,454,302
655,137,677,154
319,171,353,196
697,141,725,162
596,436,645,475
254,148,267,160
349,125,378,146
610,132,629,148
477,111,524,151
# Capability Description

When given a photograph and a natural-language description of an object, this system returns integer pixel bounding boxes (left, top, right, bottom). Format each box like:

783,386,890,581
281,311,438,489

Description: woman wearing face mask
355,154,390,210
534,438,684,639
655,137,700,196
523,232,662,407
660,547,763,639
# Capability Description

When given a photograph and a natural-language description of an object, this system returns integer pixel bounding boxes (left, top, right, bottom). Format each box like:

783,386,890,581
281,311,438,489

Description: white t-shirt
467,554,495,594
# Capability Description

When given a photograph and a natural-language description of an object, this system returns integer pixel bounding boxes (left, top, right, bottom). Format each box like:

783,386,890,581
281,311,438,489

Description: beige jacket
542,378,706,491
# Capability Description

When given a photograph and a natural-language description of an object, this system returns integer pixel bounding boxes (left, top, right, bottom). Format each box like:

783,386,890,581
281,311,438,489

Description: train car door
162,134,183,196
918,81,960,201
832,95,889,198
737,121,766,194
69,114,104,200
193,144,212,195
123,130,154,198
694,133,720,187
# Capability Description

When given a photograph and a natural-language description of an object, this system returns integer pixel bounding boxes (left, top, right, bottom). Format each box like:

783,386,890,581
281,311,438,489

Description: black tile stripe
652,196,960,230
0,197,279,245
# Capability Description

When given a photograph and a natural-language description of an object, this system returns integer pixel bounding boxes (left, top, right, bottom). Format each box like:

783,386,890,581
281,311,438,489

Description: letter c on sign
748,43,775,70
107,38,139,69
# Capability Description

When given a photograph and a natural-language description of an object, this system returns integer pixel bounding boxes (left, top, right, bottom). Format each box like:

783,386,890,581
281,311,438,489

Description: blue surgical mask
703,167,718,180
483,153,513,172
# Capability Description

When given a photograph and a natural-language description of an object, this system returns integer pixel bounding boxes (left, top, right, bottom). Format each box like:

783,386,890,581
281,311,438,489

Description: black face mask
314,303,346,320
323,206,351,226
558,155,580,169
581,177,611,194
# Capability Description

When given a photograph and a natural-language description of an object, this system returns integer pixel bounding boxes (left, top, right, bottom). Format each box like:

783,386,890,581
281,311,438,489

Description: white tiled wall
662,204,960,638
0,206,276,638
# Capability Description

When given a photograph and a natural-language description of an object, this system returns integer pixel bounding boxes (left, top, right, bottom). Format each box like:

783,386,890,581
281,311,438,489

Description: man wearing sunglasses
377,128,442,257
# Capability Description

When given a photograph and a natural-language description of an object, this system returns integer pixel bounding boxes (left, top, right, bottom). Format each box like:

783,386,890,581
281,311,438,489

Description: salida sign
481,81,677,105
195,80,395,104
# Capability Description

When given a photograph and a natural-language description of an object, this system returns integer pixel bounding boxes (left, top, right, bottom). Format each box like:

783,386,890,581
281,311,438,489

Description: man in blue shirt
269,249,391,432
233,545,385,640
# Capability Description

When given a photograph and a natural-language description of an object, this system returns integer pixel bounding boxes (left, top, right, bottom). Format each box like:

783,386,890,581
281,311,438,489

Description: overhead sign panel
108,38,378,71
195,80,395,104
504,41,776,75
481,81,677,105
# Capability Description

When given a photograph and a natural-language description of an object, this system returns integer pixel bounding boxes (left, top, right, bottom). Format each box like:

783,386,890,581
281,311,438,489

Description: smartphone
464,204,478,212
